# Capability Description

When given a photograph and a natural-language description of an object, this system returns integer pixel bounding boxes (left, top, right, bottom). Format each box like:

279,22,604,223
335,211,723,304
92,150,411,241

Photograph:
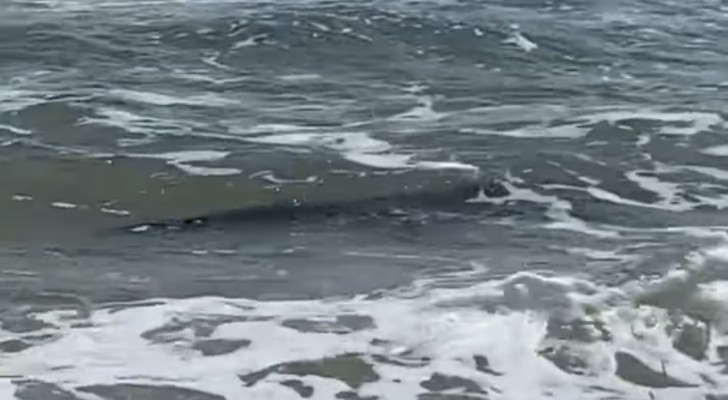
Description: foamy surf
244,131,479,172
2,0,728,399
4,244,728,399
457,107,724,139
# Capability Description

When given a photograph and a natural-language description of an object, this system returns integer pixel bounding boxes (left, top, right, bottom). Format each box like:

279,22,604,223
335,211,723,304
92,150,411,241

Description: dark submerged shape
125,177,508,233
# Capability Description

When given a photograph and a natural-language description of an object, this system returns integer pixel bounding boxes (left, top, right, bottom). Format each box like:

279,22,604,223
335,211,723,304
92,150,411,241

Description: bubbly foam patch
533,161,728,213
460,107,724,139
107,89,238,108
613,162,728,211
387,95,446,123
703,145,728,157
244,131,478,172
126,150,242,176
468,180,620,238
0,124,31,136
504,30,538,52
80,107,254,149
5,245,728,399
586,110,724,136
0,88,46,113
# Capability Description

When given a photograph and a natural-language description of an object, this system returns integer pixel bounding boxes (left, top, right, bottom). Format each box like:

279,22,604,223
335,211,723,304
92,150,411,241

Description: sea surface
1,0,728,399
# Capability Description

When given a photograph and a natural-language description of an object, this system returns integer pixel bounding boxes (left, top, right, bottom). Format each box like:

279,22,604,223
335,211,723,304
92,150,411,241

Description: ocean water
1,0,728,398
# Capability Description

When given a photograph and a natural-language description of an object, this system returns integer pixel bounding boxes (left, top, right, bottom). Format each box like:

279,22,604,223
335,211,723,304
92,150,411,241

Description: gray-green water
2,0,728,399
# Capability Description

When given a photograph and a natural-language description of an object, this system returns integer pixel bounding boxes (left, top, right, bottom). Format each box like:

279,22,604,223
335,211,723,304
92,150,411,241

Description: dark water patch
14,380,82,400
417,394,487,400
671,318,710,361
77,383,227,400
239,354,379,389
473,355,502,376
192,338,251,356
278,353,379,389
614,351,698,388
239,365,277,387
0,23,142,68
0,339,32,353
565,194,699,229
122,176,491,234
173,6,511,80
420,373,486,394
0,314,55,334
0,150,494,243
538,344,591,376
280,379,314,398
336,391,379,400
281,314,375,334
141,315,267,344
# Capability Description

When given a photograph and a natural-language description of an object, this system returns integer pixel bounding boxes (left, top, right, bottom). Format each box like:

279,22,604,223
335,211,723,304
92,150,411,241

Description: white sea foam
702,145,728,157
245,131,390,153
544,161,728,212
388,95,446,123
0,88,45,113
588,110,724,136
125,150,242,176
108,89,238,108
174,164,242,176
277,73,322,81
249,170,319,184
587,186,650,208
11,194,32,202
244,131,478,172
468,179,618,238
245,124,316,134
4,244,728,399
81,108,250,170
504,31,538,52
460,107,724,139
232,34,268,49
562,247,641,263
0,124,31,136
50,202,79,209
679,165,728,181
78,108,172,140
81,107,244,147
201,51,233,70
622,163,728,211
129,224,151,233
100,207,131,216
624,169,694,212
131,150,230,164
170,69,229,85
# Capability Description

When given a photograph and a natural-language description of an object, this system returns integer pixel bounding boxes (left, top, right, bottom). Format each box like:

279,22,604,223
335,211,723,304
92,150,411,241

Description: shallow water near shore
2,0,728,398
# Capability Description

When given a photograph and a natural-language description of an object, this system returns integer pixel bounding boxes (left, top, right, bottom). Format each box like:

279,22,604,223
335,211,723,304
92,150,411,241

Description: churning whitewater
2,0,728,399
